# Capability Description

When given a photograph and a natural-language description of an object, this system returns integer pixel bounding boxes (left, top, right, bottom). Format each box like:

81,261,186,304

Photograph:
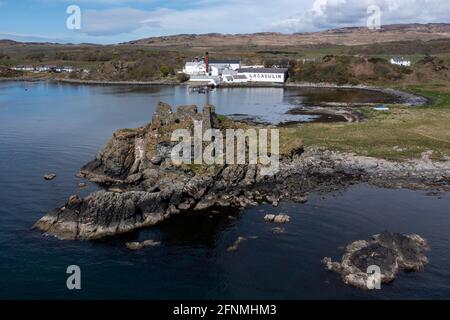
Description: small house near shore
390,57,411,67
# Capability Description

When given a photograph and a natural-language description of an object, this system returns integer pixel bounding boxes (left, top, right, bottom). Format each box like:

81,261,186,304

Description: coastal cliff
34,102,450,240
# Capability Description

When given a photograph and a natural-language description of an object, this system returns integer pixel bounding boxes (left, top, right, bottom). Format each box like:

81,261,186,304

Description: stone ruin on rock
149,102,220,133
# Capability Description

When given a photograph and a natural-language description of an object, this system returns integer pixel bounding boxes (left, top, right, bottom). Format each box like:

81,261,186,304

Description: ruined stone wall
150,102,218,132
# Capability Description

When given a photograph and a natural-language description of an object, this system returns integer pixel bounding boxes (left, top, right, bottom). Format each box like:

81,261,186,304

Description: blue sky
0,0,449,44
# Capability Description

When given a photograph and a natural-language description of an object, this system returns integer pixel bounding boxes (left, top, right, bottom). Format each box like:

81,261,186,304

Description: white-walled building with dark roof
182,57,241,76
183,61,207,75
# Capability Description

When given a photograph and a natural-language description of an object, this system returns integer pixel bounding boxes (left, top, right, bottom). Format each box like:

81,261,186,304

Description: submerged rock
266,195,279,206
264,214,290,224
125,242,142,250
227,236,247,252
264,214,276,222
44,173,56,181
274,215,290,224
272,227,286,234
322,232,429,290
126,239,161,250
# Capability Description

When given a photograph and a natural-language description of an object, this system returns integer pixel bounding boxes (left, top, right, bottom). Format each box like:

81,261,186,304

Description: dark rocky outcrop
34,101,450,240
322,232,429,290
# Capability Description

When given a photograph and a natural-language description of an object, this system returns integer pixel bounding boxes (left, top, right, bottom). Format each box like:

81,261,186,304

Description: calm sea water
0,81,449,299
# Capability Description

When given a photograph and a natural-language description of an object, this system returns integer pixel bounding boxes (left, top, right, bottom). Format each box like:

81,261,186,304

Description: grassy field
280,85,450,161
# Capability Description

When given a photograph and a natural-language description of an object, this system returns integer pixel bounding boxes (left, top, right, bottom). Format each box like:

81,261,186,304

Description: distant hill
0,39,20,46
0,39,63,47
123,23,450,47
2,23,450,48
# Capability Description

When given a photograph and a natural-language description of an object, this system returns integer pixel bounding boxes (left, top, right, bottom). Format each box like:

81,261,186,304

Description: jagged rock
264,214,290,223
322,232,429,290
78,183,87,189
227,236,246,252
126,242,142,250
142,239,161,247
67,195,82,208
264,214,276,222
35,191,168,240
150,156,163,165
293,195,308,203
194,195,216,211
44,173,56,181
126,239,161,250
266,195,279,206
274,214,290,223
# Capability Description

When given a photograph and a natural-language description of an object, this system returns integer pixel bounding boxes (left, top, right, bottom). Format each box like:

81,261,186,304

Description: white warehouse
183,61,207,75
209,59,241,75
182,52,241,76
235,68,288,83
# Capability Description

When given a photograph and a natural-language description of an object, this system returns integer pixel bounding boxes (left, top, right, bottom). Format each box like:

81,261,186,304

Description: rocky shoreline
34,101,449,240
283,82,430,106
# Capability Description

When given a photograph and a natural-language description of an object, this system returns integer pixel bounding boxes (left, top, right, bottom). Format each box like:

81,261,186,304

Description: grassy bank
280,85,450,160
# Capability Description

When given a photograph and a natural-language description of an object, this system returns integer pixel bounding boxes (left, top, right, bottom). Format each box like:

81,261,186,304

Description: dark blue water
0,81,449,299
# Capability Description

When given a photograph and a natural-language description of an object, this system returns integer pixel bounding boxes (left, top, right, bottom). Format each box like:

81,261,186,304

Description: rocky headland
34,102,450,240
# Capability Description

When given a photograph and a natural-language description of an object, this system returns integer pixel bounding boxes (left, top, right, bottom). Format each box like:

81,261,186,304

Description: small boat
189,86,210,94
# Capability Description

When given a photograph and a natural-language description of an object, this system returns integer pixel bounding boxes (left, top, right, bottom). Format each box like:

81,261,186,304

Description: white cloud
13,0,450,43
76,0,450,37
271,0,450,33
82,8,162,36
77,0,314,36
37,0,154,3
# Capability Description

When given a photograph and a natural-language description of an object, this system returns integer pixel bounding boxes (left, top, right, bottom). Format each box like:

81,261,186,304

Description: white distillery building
183,61,207,75
390,57,411,67
12,65,35,72
209,59,241,75
189,75,221,86
182,55,241,76
235,68,288,83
